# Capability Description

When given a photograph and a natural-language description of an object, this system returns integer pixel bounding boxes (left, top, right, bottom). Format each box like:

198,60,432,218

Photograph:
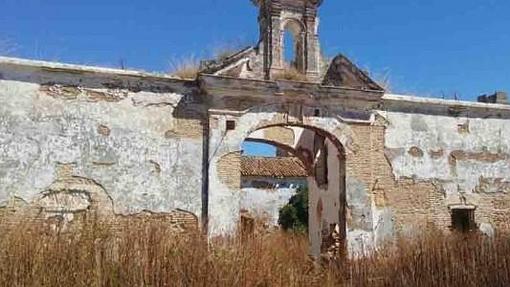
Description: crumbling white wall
5,56,510,259
383,110,510,226
384,112,510,192
0,58,204,222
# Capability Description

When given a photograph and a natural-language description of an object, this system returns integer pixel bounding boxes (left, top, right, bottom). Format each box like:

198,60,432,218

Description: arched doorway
243,124,346,256
239,139,308,234
207,103,352,257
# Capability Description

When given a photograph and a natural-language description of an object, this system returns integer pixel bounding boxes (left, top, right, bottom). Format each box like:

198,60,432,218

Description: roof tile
241,156,308,178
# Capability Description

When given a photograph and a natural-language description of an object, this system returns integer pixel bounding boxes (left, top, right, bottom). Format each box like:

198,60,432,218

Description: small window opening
314,108,321,117
451,208,476,232
314,134,328,187
226,120,236,131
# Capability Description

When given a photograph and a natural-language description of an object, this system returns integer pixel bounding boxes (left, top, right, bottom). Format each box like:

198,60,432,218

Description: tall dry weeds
169,55,201,80
0,219,509,286
168,42,248,80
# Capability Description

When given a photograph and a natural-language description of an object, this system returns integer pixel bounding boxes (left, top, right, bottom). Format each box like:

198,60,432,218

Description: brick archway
208,103,350,257
244,124,346,257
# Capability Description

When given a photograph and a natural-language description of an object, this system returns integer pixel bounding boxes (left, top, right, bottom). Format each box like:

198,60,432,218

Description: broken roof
200,47,384,92
322,54,383,91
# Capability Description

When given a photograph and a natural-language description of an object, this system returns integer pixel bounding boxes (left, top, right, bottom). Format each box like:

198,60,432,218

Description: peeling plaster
0,79,203,220
3,56,510,258
384,112,510,195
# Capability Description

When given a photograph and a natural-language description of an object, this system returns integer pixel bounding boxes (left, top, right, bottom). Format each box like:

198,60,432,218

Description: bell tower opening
283,28,297,68
253,0,323,81
283,19,305,71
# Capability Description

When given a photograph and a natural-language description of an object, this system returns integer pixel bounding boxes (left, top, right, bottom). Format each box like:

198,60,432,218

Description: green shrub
278,187,308,231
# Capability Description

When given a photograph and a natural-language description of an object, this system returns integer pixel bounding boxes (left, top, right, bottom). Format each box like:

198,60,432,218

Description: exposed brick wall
164,118,204,139
346,125,375,188
347,122,510,235
263,126,295,147
0,209,199,234
347,124,448,233
115,210,199,232
473,192,510,229
40,84,128,102
216,151,242,189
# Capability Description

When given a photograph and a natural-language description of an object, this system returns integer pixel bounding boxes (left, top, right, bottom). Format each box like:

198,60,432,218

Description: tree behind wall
278,187,308,232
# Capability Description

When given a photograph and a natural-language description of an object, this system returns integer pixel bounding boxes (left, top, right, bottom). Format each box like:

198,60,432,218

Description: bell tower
253,0,323,81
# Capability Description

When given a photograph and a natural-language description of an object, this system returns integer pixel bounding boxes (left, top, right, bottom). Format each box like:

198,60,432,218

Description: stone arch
210,102,355,190
282,18,305,36
247,126,296,147
209,103,351,257
241,103,357,155
247,124,346,257
250,123,347,158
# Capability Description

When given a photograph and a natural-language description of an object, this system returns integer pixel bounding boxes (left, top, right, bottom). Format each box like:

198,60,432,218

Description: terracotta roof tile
241,156,308,178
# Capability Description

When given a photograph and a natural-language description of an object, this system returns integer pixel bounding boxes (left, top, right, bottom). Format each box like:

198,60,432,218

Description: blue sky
1,0,509,99
243,141,276,157
1,0,509,156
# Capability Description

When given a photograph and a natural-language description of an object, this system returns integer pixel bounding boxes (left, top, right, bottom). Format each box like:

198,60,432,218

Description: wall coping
2,56,509,116
384,93,510,112
0,56,181,81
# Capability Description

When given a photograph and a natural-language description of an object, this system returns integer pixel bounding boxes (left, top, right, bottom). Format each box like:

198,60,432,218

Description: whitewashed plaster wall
0,66,204,220
384,111,510,194
240,176,306,226
383,110,510,230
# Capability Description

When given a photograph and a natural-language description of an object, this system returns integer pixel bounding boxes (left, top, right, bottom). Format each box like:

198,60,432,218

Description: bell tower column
253,0,323,81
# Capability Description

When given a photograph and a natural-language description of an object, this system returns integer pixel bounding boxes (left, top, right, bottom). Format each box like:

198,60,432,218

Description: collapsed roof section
197,0,383,92
199,46,258,78
199,47,384,92
322,54,384,91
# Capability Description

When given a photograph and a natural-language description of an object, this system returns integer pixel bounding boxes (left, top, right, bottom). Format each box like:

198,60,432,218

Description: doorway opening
239,124,346,256
451,208,476,233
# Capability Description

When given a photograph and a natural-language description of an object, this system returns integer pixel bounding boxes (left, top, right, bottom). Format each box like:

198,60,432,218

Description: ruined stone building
1,0,510,256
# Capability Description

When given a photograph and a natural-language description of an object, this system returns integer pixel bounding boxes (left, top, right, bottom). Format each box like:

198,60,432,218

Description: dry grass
168,42,248,79
344,230,510,286
0,219,509,286
169,55,201,80
373,69,391,92
211,42,248,62
273,67,309,82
